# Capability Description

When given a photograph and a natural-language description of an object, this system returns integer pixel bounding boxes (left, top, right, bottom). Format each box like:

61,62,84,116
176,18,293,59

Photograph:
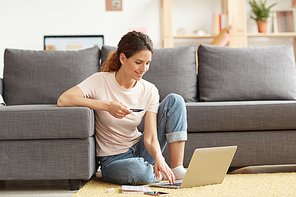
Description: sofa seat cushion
198,44,296,101
3,47,100,105
101,44,197,102
0,138,96,180
0,105,94,140
186,101,296,132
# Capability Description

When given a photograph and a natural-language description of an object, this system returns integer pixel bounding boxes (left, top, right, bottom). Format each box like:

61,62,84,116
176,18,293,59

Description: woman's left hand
143,111,175,184
154,156,175,185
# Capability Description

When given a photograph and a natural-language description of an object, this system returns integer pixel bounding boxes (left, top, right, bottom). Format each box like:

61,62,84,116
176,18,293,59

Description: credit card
130,108,144,112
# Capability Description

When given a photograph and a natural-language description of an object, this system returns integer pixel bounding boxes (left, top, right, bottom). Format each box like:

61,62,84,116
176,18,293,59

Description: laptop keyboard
163,182,182,187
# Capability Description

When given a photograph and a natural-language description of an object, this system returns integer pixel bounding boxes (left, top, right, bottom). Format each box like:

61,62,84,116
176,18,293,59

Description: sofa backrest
198,44,296,101
101,44,197,102
3,47,100,105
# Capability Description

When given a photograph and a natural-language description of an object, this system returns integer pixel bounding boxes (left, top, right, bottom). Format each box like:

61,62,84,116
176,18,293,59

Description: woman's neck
115,70,137,89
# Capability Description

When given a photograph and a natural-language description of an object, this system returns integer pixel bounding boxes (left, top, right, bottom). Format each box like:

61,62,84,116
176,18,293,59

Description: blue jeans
98,93,187,185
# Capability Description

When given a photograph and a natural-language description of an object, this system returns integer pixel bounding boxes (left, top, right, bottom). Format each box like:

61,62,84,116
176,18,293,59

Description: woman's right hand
57,86,131,119
107,101,132,119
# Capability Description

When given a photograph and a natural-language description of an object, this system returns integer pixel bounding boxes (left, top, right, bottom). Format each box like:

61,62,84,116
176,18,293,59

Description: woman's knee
165,93,184,102
163,93,186,109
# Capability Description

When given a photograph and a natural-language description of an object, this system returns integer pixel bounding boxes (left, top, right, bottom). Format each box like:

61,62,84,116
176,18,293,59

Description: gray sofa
1,43,296,189
0,47,99,190
102,44,296,169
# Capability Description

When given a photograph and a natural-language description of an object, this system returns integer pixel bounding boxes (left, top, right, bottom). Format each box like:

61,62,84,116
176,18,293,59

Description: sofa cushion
198,44,296,101
101,44,197,101
3,47,100,105
162,130,296,167
100,45,116,68
145,44,197,101
186,100,296,132
0,105,94,140
0,138,96,180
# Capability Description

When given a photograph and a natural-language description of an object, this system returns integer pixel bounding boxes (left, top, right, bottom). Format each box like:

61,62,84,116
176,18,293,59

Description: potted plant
249,0,277,33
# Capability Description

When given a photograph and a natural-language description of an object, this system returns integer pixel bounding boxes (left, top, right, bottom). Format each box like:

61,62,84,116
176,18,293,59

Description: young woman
57,31,187,185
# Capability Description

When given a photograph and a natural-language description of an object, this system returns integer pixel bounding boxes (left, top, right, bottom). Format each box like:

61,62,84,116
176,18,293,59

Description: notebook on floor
150,145,237,189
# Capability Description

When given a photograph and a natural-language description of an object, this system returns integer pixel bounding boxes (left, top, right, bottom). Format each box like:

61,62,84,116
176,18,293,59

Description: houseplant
249,0,277,33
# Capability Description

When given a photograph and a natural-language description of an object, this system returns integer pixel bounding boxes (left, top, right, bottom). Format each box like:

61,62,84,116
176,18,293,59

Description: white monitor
44,35,104,51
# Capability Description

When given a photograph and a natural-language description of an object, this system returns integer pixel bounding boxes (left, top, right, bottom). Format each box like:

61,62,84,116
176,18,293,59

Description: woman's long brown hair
100,31,154,72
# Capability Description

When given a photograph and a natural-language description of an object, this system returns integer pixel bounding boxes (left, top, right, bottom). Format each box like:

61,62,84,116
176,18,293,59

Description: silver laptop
150,146,237,189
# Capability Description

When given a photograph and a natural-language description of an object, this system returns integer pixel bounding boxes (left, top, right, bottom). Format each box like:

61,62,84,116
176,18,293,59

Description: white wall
0,0,161,78
0,0,294,78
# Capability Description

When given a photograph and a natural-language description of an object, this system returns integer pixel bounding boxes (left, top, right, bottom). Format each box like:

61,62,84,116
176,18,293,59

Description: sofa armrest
0,104,95,140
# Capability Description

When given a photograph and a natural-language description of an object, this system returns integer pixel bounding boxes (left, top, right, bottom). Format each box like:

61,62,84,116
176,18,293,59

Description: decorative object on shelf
249,0,277,33
211,28,230,46
106,0,122,11
257,21,268,33
193,29,206,36
128,27,147,34
177,28,187,35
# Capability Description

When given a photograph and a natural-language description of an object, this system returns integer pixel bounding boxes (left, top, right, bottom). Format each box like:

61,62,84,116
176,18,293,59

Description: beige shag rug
72,173,296,197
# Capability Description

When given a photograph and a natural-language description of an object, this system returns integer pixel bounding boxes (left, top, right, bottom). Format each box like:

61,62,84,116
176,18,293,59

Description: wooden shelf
161,0,296,52
248,32,296,37
161,0,247,48
174,33,296,39
173,34,216,39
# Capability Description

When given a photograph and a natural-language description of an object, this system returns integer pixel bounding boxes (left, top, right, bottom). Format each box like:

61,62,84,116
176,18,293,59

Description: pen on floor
107,188,114,193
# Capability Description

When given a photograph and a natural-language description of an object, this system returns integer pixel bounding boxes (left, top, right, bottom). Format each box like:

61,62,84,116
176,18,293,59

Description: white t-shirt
0,94,5,106
77,72,159,156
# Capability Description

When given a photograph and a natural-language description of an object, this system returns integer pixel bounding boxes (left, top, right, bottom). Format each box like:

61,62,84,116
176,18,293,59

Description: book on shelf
212,12,226,35
273,8,296,33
